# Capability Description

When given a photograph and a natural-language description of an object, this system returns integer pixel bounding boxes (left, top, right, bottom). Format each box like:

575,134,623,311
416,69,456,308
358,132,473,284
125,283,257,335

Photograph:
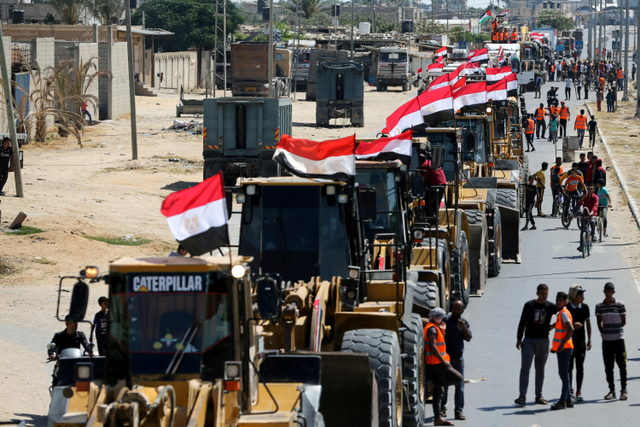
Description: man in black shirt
0,137,12,195
92,296,109,355
567,285,592,402
515,284,558,406
441,301,472,421
48,315,91,360
522,176,538,231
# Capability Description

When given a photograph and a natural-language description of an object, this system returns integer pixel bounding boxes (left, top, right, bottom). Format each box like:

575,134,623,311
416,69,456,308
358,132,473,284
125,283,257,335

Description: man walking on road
425,308,464,426
525,114,535,152
588,116,598,148
515,284,558,406
522,175,538,230
441,301,472,421
595,282,627,401
550,291,575,410
574,109,588,149
559,102,570,138
567,285,591,402
533,162,548,217
565,76,572,100
535,103,547,140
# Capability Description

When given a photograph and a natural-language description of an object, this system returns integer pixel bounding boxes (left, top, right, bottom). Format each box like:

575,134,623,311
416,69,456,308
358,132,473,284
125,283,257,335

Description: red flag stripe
161,173,225,218
276,134,355,161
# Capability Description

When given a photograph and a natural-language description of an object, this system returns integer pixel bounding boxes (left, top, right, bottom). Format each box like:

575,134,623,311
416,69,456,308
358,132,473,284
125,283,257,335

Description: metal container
316,62,364,127
203,97,292,185
359,22,371,34
306,49,349,101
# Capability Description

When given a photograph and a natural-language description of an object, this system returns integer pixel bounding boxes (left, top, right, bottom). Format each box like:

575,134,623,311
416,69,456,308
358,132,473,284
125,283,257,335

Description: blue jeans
577,129,585,148
557,348,573,402
442,357,464,412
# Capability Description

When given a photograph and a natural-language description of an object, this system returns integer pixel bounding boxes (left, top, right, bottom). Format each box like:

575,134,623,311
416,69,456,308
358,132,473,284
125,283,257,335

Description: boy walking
533,162,548,217
550,292,575,410
595,282,627,400
92,297,109,355
522,176,538,230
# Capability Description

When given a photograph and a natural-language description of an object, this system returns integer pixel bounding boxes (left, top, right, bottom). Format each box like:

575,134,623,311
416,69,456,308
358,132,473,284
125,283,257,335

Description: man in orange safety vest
574,109,588,149
550,291,575,410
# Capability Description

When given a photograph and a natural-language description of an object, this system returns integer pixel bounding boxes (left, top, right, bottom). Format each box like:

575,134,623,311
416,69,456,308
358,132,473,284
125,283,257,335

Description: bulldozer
46,256,344,427
235,176,427,427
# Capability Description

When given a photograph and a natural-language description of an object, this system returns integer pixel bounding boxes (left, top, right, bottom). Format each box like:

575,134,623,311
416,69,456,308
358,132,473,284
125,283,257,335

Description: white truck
376,47,413,91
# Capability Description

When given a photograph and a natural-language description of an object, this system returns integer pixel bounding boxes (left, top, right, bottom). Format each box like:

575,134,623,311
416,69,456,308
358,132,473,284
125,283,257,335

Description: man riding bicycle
577,183,599,251
562,169,586,215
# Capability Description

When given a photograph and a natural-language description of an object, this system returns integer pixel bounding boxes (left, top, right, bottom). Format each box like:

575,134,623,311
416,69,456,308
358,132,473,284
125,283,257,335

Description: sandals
435,421,454,426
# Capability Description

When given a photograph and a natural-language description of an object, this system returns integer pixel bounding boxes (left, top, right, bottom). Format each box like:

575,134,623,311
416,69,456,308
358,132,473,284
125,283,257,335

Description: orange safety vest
536,108,546,121
526,119,535,134
499,32,504,42
550,107,560,118
560,106,570,120
551,64,555,72
492,21,498,31
424,322,450,365
575,114,587,130
552,307,574,352
492,32,498,42
617,69,624,78
511,32,517,41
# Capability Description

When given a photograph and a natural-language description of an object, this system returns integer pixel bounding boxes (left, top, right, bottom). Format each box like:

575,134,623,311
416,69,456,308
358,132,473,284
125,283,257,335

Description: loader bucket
298,351,377,427
498,205,521,262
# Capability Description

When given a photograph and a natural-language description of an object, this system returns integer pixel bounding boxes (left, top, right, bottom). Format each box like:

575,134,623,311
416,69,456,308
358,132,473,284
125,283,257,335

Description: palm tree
49,0,90,25
286,0,327,20
92,0,125,25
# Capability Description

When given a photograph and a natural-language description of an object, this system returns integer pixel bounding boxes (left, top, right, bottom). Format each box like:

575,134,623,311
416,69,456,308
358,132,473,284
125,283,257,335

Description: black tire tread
496,188,518,209
488,208,503,277
451,231,471,306
402,314,425,427
413,280,439,310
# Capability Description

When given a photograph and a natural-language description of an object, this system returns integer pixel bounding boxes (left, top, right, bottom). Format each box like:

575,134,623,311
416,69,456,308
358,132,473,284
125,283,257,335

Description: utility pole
125,0,138,160
587,0,592,60
350,0,354,59
598,0,603,59
268,0,274,97
0,25,23,197
622,0,629,101
373,0,377,33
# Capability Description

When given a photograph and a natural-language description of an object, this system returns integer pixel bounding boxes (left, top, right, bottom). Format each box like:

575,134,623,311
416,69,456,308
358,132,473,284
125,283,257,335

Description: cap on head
429,308,447,319
604,282,615,291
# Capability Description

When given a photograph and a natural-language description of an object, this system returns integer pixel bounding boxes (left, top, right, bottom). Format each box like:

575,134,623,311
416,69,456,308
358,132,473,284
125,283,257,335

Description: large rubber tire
496,188,518,209
464,208,483,225
413,280,439,310
464,209,488,295
451,231,471,307
488,207,503,278
421,238,451,312
377,82,383,91
402,314,426,427
341,329,403,427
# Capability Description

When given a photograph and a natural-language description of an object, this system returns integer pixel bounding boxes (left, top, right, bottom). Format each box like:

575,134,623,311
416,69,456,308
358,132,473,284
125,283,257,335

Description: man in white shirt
565,77,573,101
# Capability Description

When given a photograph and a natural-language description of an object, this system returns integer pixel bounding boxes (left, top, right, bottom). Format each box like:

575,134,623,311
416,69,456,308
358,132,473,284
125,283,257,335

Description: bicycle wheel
587,224,592,256
581,230,588,258
561,201,573,229
598,217,603,243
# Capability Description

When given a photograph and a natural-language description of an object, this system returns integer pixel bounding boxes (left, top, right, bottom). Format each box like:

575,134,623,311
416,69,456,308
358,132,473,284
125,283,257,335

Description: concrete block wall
29,37,56,137
109,42,130,120
154,51,197,91
76,42,99,121
0,36,11,133
98,41,109,121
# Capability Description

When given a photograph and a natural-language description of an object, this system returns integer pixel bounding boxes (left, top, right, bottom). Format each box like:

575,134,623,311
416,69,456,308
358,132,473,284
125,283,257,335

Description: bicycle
561,190,583,229
578,210,594,258
552,187,564,216
596,205,609,242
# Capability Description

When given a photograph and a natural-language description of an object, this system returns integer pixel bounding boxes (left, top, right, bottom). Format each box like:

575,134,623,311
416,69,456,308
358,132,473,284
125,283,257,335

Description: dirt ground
2,84,640,423
0,85,413,422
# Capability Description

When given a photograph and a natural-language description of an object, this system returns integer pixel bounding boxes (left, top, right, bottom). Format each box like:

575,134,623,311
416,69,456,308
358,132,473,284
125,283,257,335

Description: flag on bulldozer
356,130,412,164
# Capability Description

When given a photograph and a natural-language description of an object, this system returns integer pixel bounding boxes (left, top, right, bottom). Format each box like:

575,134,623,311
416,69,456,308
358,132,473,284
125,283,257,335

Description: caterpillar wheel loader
47,256,334,427
235,176,426,427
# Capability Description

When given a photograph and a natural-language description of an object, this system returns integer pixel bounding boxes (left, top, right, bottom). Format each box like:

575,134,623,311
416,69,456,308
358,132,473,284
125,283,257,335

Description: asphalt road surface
451,34,640,427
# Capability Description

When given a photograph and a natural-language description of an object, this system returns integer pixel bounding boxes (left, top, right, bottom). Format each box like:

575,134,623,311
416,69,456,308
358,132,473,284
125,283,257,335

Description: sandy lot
0,86,413,422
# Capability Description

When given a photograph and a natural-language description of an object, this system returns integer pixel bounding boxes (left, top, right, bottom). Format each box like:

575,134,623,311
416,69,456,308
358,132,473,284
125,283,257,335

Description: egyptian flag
469,48,488,64
435,56,444,63
487,76,508,101
506,72,518,96
467,50,476,61
479,9,491,24
417,67,422,79
486,65,512,84
449,62,480,86
427,62,444,72
435,46,447,59
427,73,449,91
419,85,454,124
383,97,423,136
496,9,509,18
273,135,355,183
161,173,229,256
496,46,504,62
453,82,487,113
452,76,466,92
356,130,412,164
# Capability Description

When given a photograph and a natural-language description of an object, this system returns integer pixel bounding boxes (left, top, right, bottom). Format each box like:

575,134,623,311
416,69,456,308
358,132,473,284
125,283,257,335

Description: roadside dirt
0,86,412,422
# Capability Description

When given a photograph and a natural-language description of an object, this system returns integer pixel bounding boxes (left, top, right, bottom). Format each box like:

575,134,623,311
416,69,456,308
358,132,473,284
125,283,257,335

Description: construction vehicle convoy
47,257,375,427
315,62,365,127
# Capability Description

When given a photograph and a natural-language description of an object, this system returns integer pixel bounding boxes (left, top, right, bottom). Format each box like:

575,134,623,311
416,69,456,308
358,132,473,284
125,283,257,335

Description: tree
131,0,243,52
42,12,61,24
538,11,574,32
285,0,327,20
49,0,89,25
92,0,125,25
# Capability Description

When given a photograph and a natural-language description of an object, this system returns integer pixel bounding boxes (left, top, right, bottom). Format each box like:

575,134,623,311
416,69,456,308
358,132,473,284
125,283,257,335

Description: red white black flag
469,48,489,63
435,46,447,58
382,97,423,136
427,73,449,91
419,85,454,124
453,82,487,112
427,63,444,71
486,65,512,83
356,130,412,164
487,76,508,101
161,173,229,256
506,72,518,96
273,134,356,183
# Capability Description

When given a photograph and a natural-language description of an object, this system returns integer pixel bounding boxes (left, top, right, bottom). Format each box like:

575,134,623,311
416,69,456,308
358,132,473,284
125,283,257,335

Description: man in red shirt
586,155,598,184
82,100,93,125
578,183,599,250
421,156,447,220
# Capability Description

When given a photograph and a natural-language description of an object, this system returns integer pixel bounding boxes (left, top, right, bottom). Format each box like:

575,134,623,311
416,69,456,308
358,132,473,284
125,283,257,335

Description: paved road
449,34,640,426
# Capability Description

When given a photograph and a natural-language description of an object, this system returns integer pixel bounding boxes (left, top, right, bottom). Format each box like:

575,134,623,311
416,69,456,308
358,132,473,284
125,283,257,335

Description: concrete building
0,0,60,24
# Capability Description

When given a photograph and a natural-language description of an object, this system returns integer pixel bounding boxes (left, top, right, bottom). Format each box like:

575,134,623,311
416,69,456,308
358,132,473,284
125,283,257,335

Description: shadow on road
161,181,199,191
12,414,47,427
503,265,640,279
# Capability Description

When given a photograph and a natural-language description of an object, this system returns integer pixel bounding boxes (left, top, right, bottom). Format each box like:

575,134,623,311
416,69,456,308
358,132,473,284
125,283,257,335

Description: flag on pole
419,85,454,124
506,72,518,96
479,9,491,24
467,50,476,61
417,67,422,78
435,56,444,63
273,135,356,183
356,130,412,164
453,82,487,112
487,76,508,101
427,73,449,90
427,62,444,71
486,65,513,84
382,97,424,136
161,173,230,256
449,62,480,86
496,46,504,62
496,10,509,18
469,48,489,63
435,46,448,59
452,76,466,92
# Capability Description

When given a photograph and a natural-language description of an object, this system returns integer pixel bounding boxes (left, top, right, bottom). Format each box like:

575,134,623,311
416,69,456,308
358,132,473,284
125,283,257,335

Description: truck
202,97,292,186
46,257,330,427
558,37,575,58
230,42,292,97
530,28,558,53
316,62,364,127
306,49,350,101
376,46,413,92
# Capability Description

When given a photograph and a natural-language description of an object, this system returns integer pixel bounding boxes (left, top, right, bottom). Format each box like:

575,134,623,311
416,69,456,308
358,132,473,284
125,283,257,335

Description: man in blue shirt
441,300,473,420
